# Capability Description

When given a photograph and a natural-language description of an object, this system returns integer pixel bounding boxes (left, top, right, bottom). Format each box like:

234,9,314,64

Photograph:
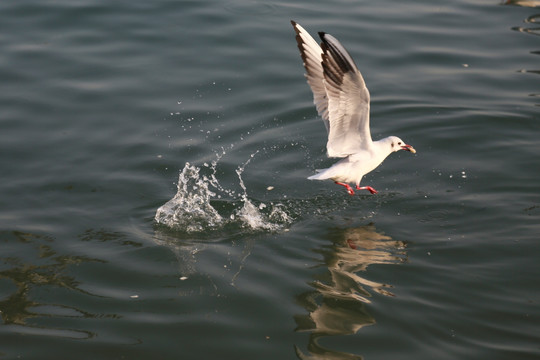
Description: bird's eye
398,142,402,145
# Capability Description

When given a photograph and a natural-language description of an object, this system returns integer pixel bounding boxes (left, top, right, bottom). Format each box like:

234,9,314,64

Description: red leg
356,185,378,194
335,181,355,195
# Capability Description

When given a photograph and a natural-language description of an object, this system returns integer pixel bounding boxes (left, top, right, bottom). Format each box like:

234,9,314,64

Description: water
1,0,539,359
154,154,293,232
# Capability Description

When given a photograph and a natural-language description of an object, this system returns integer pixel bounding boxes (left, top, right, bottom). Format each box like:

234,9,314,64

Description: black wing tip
320,33,357,75
318,32,331,55
290,21,311,72
291,20,302,36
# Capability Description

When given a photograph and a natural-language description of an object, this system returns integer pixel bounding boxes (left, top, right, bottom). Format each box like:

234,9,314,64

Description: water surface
1,0,539,359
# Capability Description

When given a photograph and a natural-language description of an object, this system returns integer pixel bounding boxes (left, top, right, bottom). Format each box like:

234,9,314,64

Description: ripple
1,324,93,340
294,224,407,359
223,1,278,15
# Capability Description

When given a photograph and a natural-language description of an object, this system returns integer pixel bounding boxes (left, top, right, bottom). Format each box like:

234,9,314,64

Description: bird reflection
504,0,540,7
294,224,407,360
506,1,540,104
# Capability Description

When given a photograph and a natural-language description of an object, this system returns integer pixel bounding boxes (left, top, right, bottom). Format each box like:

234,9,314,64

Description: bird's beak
401,144,416,154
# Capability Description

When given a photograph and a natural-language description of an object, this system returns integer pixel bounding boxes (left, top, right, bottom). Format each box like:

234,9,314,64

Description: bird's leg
335,182,355,195
356,185,378,194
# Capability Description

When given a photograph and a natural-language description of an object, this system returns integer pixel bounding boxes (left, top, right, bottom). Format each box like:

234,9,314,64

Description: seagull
291,21,416,195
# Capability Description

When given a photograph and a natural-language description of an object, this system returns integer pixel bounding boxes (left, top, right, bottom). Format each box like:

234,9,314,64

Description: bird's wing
292,21,372,157
318,32,372,157
291,21,330,132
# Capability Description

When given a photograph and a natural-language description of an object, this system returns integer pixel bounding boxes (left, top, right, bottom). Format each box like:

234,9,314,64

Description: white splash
155,151,292,233
154,162,224,232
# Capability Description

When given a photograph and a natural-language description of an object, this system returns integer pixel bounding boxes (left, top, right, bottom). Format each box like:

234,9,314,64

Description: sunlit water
1,0,540,359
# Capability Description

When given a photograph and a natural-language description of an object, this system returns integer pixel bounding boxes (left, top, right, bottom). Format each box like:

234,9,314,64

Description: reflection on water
512,13,540,37
153,228,254,290
507,3,540,103
504,0,540,7
0,230,118,339
294,224,407,360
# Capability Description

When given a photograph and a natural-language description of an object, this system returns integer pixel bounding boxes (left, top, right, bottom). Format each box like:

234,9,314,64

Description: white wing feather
292,22,373,158
291,21,330,131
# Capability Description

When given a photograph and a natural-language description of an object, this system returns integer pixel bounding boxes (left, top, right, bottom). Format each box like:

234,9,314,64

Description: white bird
291,21,416,195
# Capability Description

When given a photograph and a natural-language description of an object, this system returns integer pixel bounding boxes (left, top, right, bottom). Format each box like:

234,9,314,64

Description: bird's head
388,136,416,154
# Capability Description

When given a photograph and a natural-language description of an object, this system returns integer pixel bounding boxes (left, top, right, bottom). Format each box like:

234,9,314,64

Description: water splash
154,162,224,232
154,151,293,233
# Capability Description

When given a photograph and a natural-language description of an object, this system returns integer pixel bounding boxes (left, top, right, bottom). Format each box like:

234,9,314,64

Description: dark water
1,0,539,359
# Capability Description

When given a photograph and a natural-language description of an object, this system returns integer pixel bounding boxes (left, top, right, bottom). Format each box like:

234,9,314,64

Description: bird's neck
372,137,394,160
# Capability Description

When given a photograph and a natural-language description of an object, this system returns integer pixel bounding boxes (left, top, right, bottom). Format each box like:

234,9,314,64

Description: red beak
401,144,416,153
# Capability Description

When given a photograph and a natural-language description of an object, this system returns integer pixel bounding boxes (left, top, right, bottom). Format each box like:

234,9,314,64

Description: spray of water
154,150,293,233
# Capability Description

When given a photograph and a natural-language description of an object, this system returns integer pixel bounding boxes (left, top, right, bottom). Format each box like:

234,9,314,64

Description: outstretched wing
319,32,372,157
291,21,373,158
291,21,330,132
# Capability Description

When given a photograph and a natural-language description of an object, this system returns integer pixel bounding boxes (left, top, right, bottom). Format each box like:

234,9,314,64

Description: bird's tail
307,168,330,180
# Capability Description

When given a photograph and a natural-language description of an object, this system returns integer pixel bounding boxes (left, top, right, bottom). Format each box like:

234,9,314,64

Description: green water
1,0,539,359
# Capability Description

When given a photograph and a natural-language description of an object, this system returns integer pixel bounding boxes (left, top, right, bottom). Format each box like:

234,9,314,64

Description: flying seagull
291,21,416,195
